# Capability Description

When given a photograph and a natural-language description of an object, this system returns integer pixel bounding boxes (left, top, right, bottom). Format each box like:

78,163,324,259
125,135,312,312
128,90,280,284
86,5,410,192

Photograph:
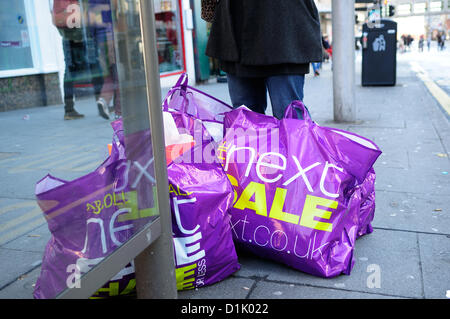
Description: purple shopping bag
162,75,239,289
34,121,156,299
220,101,382,278
163,110,240,290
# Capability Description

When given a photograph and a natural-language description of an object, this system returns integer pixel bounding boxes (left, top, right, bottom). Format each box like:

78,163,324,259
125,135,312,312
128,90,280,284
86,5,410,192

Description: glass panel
0,0,33,70
154,0,184,73
0,0,167,299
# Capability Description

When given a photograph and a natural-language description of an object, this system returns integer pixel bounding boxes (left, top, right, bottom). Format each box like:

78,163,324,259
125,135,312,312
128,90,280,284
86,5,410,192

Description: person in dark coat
205,0,323,119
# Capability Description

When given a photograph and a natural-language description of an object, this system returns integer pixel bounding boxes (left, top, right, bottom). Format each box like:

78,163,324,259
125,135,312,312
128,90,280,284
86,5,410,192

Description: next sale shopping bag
162,110,240,290
220,101,382,278
34,121,152,299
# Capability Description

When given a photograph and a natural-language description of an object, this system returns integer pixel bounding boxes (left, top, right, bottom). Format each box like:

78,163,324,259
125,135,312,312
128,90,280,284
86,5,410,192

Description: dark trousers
62,38,104,112
226,74,305,120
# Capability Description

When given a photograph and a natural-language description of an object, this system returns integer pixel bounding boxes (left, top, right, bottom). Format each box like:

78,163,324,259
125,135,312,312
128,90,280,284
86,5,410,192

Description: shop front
0,0,63,111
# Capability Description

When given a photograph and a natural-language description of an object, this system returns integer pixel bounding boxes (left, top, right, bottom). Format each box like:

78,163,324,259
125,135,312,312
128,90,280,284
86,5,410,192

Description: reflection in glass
0,0,34,71
0,0,162,299
52,0,120,119
155,0,184,73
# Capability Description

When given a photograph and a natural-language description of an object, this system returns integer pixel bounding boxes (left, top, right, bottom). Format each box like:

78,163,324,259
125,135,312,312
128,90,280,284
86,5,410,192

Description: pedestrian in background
437,32,442,51
52,0,109,120
406,34,413,51
204,0,323,120
312,34,331,77
87,0,121,120
322,35,332,62
418,35,424,52
440,32,446,51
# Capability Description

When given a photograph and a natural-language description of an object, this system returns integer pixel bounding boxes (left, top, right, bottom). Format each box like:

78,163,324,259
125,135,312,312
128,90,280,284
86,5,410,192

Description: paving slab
418,233,450,299
348,126,443,151
0,267,40,299
249,281,403,299
2,224,50,253
374,166,450,195
373,191,450,235
0,248,42,289
0,198,47,247
234,229,423,299
178,277,255,300
0,168,83,200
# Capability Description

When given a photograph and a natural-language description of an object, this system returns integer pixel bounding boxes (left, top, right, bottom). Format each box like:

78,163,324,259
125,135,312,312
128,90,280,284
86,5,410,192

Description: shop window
430,1,443,12
154,0,184,74
0,0,34,71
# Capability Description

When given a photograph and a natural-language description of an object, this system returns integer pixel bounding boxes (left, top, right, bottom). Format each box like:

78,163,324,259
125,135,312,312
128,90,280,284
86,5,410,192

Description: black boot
64,100,84,120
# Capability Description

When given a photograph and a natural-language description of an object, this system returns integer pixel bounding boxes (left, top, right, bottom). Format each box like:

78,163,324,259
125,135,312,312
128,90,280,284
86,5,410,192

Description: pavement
0,48,449,300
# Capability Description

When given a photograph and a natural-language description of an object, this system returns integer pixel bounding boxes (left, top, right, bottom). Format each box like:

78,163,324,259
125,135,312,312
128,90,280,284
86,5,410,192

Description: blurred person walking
437,32,442,51
87,0,121,120
52,0,108,120
401,35,407,53
406,35,413,51
322,35,332,62
418,35,424,52
204,0,323,120
440,32,446,51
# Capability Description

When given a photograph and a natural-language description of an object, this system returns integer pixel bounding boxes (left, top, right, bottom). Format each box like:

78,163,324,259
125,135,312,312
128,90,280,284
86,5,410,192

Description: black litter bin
361,19,397,86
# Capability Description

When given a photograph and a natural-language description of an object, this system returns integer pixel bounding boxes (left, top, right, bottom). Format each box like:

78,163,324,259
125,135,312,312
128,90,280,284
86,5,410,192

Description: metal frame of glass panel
56,0,177,299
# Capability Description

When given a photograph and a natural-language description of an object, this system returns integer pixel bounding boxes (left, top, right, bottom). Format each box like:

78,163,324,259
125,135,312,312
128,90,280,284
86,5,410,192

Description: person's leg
62,39,84,119
87,30,104,101
99,69,115,106
62,39,74,112
63,70,74,113
226,73,267,114
91,71,104,101
90,38,109,119
87,58,110,120
266,75,305,120
111,64,121,118
94,74,110,120
312,63,320,76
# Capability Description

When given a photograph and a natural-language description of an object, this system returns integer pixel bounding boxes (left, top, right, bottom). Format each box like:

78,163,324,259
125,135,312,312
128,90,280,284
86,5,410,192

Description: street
399,42,450,96
0,48,449,299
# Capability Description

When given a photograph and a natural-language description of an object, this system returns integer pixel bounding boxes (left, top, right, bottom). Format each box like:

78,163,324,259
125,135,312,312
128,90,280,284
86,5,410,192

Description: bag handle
175,72,188,89
162,73,202,119
162,73,189,111
283,100,313,123
111,120,125,145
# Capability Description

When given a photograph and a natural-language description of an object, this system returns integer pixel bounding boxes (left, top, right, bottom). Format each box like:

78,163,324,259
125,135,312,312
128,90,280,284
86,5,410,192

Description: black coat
206,0,323,77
